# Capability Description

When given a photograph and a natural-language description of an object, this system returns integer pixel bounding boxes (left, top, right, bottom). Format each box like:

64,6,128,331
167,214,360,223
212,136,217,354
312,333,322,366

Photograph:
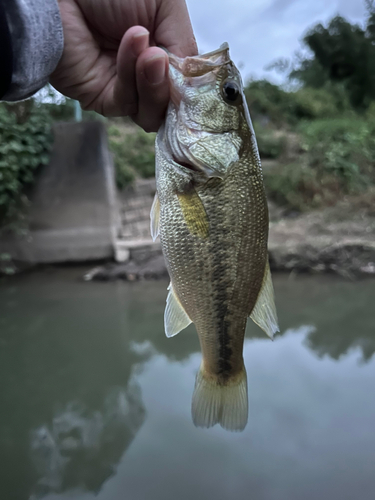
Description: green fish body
151,43,278,431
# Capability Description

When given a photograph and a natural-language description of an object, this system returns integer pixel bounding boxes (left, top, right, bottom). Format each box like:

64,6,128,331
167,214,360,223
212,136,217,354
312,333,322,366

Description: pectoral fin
250,261,279,339
150,193,160,241
177,189,209,238
164,283,192,338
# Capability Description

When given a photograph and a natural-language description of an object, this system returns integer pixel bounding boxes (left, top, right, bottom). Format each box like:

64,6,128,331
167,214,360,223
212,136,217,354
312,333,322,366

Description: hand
50,0,197,131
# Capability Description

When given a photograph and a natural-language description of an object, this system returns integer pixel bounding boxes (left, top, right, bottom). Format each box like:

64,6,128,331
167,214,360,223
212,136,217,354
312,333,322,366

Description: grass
263,117,375,211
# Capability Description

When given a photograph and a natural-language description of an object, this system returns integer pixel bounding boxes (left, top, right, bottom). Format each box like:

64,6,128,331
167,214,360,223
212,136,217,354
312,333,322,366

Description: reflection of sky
1,271,374,500
94,329,375,500
42,326,375,500
187,0,367,83
30,385,145,498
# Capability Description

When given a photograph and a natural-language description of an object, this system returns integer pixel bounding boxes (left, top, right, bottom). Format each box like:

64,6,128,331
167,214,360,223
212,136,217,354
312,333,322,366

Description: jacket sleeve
0,0,64,101
0,0,13,99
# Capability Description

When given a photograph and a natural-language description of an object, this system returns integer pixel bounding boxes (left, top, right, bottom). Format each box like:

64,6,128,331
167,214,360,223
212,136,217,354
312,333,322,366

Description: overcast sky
186,0,367,84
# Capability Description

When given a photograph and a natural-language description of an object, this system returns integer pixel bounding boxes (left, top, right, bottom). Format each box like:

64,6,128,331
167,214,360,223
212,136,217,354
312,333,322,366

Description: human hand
50,0,197,131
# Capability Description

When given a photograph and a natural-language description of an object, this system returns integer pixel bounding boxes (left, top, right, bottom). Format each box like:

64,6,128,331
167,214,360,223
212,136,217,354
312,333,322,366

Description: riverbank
2,180,374,281
83,197,375,282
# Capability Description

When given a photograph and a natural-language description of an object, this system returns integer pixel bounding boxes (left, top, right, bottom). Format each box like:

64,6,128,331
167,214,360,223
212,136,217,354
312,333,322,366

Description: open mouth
168,43,231,78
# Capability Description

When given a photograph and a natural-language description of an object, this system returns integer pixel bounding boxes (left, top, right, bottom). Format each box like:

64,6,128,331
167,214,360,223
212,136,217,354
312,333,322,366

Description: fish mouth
168,43,231,77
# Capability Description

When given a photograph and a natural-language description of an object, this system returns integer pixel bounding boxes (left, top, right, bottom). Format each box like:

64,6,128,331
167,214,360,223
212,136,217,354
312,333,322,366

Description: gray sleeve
2,0,64,101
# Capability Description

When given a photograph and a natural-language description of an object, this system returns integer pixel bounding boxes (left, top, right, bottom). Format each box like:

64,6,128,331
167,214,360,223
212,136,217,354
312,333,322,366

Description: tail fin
191,365,248,432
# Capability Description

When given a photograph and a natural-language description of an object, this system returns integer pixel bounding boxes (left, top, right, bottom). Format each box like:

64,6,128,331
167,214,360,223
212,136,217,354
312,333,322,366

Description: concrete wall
0,121,118,263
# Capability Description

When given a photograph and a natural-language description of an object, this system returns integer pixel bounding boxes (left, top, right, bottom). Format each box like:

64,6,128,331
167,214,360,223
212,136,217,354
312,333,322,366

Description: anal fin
164,283,192,338
250,260,279,339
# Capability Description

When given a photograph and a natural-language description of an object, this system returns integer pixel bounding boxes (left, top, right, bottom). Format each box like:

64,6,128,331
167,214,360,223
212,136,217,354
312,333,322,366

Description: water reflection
0,271,149,500
0,270,374,500
30,385,143,498
271,274,375,362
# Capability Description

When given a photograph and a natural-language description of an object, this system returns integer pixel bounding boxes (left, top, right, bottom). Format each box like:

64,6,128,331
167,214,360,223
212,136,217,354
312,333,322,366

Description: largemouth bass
151,43,279,432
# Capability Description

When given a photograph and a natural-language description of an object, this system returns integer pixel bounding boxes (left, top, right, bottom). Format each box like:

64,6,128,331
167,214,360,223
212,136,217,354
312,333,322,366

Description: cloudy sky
186,0,367,84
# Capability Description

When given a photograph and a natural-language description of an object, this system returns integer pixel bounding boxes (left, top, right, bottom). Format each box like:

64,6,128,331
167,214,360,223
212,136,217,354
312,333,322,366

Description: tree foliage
0,101,53,227
290,10,375,109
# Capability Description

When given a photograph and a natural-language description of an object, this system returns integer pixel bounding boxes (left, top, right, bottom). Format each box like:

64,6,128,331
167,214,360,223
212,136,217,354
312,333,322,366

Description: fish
151,43,279,432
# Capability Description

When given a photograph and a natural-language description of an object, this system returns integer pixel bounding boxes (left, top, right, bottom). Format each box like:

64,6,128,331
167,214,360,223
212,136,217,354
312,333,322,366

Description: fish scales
152,43,278,431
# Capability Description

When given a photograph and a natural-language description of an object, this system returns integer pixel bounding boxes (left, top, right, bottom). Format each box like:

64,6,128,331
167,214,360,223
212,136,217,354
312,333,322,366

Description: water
0,269,374,500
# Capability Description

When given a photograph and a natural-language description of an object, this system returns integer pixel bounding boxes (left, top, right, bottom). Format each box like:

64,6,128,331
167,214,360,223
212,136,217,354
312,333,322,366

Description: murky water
0,269,374,500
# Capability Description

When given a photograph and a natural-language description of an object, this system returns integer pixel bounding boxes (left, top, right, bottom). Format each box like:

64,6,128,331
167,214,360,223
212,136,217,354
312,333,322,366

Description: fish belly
157,157,268,381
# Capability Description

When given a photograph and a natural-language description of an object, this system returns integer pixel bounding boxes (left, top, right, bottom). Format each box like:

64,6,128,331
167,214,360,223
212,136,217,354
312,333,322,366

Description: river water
0,269,374,500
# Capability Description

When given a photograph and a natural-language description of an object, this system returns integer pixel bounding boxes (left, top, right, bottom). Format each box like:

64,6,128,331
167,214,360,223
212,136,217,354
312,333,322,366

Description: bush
292,87,347,120
245,79,351,127
264,117,375,211
0,101,53,226
253,123,286,159
299,118,375,188
245,80,295,126
264,162,342,211
108,126,156,188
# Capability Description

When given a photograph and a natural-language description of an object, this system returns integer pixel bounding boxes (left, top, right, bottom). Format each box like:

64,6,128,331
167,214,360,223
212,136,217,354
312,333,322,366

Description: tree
290,12,375,109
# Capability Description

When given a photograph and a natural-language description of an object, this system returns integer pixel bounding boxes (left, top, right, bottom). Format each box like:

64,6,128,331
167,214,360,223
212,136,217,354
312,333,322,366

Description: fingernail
131,29,149,57
144,55,166,85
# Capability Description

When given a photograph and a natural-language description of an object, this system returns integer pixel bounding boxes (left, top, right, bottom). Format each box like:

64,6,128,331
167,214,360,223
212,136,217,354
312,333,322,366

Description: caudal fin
191,365,248,432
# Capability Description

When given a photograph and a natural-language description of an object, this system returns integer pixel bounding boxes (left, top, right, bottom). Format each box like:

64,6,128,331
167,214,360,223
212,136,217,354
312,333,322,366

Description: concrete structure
0,121,118,263
114,178,161,262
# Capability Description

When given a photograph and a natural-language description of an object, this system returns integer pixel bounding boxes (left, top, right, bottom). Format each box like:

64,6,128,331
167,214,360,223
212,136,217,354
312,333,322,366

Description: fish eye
221,80,242,105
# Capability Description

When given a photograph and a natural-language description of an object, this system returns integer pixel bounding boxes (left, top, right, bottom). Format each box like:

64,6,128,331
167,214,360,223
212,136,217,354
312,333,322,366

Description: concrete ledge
0,121,118,263
114,238,161,263
0,228,114,263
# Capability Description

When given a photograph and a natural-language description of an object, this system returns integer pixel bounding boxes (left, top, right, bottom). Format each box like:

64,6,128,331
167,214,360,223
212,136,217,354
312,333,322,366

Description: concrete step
114,238,161,262
122,196,153,209
121,207,151,223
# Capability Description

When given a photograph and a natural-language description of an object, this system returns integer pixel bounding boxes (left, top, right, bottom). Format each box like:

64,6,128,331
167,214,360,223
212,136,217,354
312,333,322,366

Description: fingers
113,28,170,132
113,26,149,117
132,47,169,132
106,13,195,131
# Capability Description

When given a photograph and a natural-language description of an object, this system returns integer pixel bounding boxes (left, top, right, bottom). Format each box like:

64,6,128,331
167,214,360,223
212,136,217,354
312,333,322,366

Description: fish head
162,43,255,179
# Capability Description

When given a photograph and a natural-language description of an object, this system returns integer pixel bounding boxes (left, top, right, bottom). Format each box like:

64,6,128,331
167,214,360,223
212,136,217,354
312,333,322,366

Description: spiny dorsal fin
150,192,160,241
164,283,192,338
177,188,209,238
250,260,279,339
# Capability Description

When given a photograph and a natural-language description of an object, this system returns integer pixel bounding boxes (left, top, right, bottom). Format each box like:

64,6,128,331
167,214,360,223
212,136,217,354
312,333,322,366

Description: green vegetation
108,125,156,189
245,80,352,126
253,122,287,159
0,101,53,229
247,3,375,212
289,10,375,110
1,3,375,225
262,118,375,211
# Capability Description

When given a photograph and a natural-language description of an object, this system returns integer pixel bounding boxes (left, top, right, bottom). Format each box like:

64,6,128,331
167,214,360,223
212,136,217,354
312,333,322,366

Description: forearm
0,0,63,101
